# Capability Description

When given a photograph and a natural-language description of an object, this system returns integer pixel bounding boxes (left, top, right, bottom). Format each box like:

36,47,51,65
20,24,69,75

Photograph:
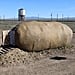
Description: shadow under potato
50,56,67,60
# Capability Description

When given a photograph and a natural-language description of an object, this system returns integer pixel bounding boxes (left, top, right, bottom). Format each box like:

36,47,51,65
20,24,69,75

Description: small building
18,8,26,21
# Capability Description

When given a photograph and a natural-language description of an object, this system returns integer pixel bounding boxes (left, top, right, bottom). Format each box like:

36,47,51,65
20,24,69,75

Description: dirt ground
0,33,75,75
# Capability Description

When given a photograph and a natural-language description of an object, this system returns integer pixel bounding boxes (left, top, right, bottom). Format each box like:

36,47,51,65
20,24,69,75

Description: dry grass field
63,22,75,32
0,21,75,75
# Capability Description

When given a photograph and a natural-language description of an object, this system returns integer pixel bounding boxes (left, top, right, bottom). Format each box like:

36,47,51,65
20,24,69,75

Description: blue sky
0,0,75,18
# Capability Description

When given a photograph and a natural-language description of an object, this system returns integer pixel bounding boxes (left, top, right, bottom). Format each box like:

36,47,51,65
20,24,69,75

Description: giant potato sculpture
15,21,73,51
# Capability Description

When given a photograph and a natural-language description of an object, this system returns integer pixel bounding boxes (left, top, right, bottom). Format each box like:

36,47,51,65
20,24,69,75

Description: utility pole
57,13,58,21
51,13,52,21
3,15,5,20
38,14,39,21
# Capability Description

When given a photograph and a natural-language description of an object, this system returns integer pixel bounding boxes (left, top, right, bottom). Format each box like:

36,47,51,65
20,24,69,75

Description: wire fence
0,15,75,22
